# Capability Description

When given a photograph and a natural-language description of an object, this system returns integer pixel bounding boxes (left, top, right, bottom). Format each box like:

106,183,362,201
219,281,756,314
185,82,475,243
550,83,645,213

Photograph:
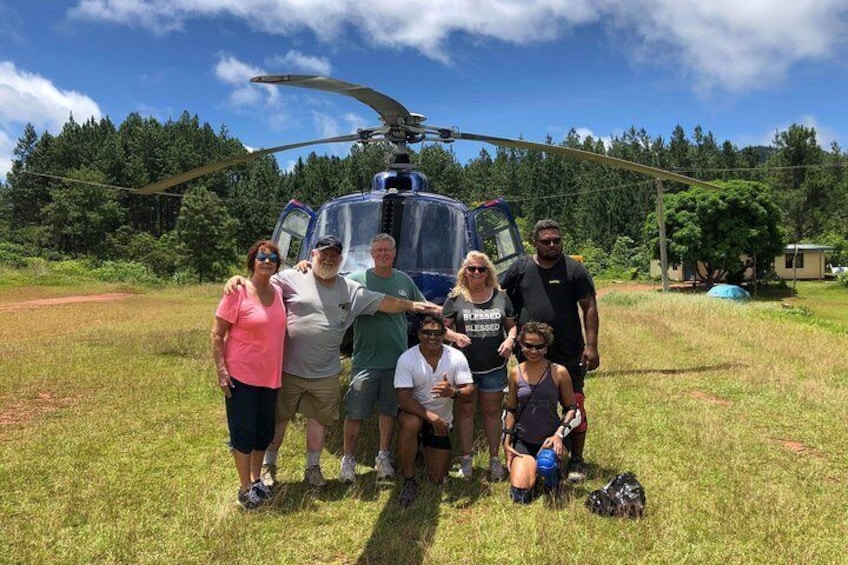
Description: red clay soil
0,292,134,312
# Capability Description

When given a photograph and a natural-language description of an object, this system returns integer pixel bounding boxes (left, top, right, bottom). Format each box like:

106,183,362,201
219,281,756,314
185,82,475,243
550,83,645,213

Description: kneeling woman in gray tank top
502,321,579,503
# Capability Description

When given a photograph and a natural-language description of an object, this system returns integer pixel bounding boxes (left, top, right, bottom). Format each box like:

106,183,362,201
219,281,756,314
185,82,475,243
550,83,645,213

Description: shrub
92,261,162,286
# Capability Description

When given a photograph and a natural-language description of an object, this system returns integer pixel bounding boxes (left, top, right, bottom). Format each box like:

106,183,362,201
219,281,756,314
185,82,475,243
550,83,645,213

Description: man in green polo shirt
340,233,426,483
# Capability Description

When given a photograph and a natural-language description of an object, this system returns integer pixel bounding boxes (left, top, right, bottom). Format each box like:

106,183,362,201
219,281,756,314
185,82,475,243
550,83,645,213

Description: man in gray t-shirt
230,235,433,488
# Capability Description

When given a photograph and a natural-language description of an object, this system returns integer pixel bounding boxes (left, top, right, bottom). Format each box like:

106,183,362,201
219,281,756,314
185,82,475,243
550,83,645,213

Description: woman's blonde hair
449,251,501,300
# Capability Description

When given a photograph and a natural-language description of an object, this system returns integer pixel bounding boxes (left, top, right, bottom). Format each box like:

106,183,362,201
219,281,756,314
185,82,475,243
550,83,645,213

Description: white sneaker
374,452,395,480
458,455,473,480
260,464,277,487
340,456,356,484
489,458,506,481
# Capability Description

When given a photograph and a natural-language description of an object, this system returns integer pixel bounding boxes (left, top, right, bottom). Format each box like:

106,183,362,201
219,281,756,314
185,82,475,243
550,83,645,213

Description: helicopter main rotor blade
135,134,360,194
459,132,722,191
251,75,414,128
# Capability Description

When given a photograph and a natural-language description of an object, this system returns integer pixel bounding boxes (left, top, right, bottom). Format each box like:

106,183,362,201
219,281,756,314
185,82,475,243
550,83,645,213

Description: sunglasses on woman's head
466,266,488,274
520,342,547,350
256,252,279,263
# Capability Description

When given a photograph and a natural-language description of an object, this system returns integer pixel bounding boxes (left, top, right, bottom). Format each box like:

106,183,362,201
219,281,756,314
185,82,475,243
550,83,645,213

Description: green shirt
348,268,425,370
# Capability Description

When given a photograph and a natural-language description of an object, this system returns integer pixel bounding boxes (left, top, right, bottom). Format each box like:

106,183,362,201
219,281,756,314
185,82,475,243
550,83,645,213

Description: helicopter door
466,199,524,275
272,200,316,267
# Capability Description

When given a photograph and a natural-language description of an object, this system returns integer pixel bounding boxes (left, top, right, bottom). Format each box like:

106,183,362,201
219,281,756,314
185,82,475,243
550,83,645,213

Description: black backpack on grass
586,472,646,518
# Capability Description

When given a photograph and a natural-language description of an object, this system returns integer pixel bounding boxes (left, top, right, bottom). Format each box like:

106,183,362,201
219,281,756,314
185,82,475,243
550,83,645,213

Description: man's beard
314,261,340,280
538,247,562,260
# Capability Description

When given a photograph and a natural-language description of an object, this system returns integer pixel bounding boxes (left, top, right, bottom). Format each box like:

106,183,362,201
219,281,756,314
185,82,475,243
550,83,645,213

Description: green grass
2,282,847,564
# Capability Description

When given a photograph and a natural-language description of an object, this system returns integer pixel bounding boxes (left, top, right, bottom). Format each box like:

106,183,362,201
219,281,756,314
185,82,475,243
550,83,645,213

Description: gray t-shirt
273,269,384,379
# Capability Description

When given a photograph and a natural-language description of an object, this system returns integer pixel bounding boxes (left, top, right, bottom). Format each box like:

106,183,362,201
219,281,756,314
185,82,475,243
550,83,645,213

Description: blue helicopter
136,74,720,305
272,168,522,305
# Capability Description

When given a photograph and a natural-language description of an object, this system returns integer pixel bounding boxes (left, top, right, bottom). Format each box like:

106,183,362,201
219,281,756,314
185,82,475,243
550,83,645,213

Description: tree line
1,111,846,282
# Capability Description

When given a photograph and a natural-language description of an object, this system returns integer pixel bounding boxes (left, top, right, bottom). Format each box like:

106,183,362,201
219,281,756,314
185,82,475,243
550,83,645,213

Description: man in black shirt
501,219,599,483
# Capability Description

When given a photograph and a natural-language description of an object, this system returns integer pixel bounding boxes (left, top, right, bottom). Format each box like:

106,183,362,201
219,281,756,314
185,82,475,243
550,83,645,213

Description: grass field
1,281,847,564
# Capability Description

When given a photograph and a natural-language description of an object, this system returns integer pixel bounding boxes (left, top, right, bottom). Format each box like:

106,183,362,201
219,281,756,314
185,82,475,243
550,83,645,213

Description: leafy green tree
647,180,785,286
767,125,829,242
416,144,464,197
175,187,238,282
43,168,124,256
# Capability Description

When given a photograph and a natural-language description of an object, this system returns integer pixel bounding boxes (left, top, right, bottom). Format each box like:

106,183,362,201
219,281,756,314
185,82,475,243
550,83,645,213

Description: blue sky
2,1,848,182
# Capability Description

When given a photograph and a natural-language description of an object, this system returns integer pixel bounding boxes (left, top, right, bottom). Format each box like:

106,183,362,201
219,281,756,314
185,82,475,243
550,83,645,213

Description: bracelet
502,429,515,436
586,343,597,347
451,389,460,400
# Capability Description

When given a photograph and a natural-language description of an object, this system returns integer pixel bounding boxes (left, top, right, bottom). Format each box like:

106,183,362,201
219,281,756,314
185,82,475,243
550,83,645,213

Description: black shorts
420,422,451,450
225,377,278,454
513,439,543,458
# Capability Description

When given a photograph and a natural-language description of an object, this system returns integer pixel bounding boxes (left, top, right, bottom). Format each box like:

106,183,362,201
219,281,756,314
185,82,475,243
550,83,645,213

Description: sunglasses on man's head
466,265,488,274
256,252,279,263
520,342,547,350
420,329,446,337
537,238,562,246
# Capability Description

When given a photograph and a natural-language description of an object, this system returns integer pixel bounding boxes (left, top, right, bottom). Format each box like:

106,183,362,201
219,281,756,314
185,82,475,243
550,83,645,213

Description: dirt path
0,292,135,312
595,282,660,298
0,283,659,312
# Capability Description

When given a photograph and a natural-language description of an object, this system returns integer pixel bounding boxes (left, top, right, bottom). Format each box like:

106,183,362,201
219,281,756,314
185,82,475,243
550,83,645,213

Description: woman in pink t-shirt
211,240,287,510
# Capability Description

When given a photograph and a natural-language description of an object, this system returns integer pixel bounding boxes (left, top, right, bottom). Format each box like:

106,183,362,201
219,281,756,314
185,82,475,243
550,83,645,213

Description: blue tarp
706,284,751,300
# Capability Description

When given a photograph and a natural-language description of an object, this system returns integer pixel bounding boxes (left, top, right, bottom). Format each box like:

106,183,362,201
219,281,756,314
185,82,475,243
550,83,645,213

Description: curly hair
518,321,554,346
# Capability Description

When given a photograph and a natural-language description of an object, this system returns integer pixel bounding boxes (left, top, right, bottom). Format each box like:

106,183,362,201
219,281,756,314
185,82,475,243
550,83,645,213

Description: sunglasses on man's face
520,342,547,350
537,238,562,246
466,266,488,274
256,252,279,263
420,329,446,338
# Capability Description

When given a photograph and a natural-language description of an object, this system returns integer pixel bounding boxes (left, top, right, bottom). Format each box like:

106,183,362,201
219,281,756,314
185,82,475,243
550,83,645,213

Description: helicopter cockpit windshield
314,200,382,273
396,200,465,275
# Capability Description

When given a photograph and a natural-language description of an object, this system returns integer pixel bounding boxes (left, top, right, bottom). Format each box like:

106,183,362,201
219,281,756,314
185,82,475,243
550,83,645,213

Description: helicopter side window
314,200,382,274
276,209,311,267
396,200,466,275
472,207,522,275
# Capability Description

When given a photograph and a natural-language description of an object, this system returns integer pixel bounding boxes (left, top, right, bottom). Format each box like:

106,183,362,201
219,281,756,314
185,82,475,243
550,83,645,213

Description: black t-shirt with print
442,290,514,373
503,255,595,366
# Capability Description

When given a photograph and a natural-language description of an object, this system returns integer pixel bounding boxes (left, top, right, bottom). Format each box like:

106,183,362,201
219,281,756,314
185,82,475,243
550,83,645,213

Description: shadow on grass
591,362,747,378
354,472,490,564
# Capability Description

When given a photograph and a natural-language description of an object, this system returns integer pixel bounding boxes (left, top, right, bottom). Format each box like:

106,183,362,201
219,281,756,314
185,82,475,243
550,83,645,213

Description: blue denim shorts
473,364,508,393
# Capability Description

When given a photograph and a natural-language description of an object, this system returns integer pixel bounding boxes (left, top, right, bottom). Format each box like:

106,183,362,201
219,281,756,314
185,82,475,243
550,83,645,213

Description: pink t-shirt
215,285,286,389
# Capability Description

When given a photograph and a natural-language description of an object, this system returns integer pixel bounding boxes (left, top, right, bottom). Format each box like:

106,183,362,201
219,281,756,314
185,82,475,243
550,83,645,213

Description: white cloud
267,50,332,76
0,61,102,177
67,1,848,92
739,116,841,150
603,0,848,92
213,54,279,107
311,111,361,155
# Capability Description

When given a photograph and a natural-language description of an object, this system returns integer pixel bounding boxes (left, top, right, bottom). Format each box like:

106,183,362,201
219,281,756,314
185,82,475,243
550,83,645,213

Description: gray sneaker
260,464,277,487
340,456,356,484
237,486,264,510
457,455,473,480
304,465,328,487
489,458,506,481
374,452,395,480
398,478,419,508
251,479,273,500
567,458,586,484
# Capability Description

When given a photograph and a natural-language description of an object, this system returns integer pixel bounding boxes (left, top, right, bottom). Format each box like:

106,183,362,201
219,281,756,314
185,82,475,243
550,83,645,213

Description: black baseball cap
314,235,343,253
